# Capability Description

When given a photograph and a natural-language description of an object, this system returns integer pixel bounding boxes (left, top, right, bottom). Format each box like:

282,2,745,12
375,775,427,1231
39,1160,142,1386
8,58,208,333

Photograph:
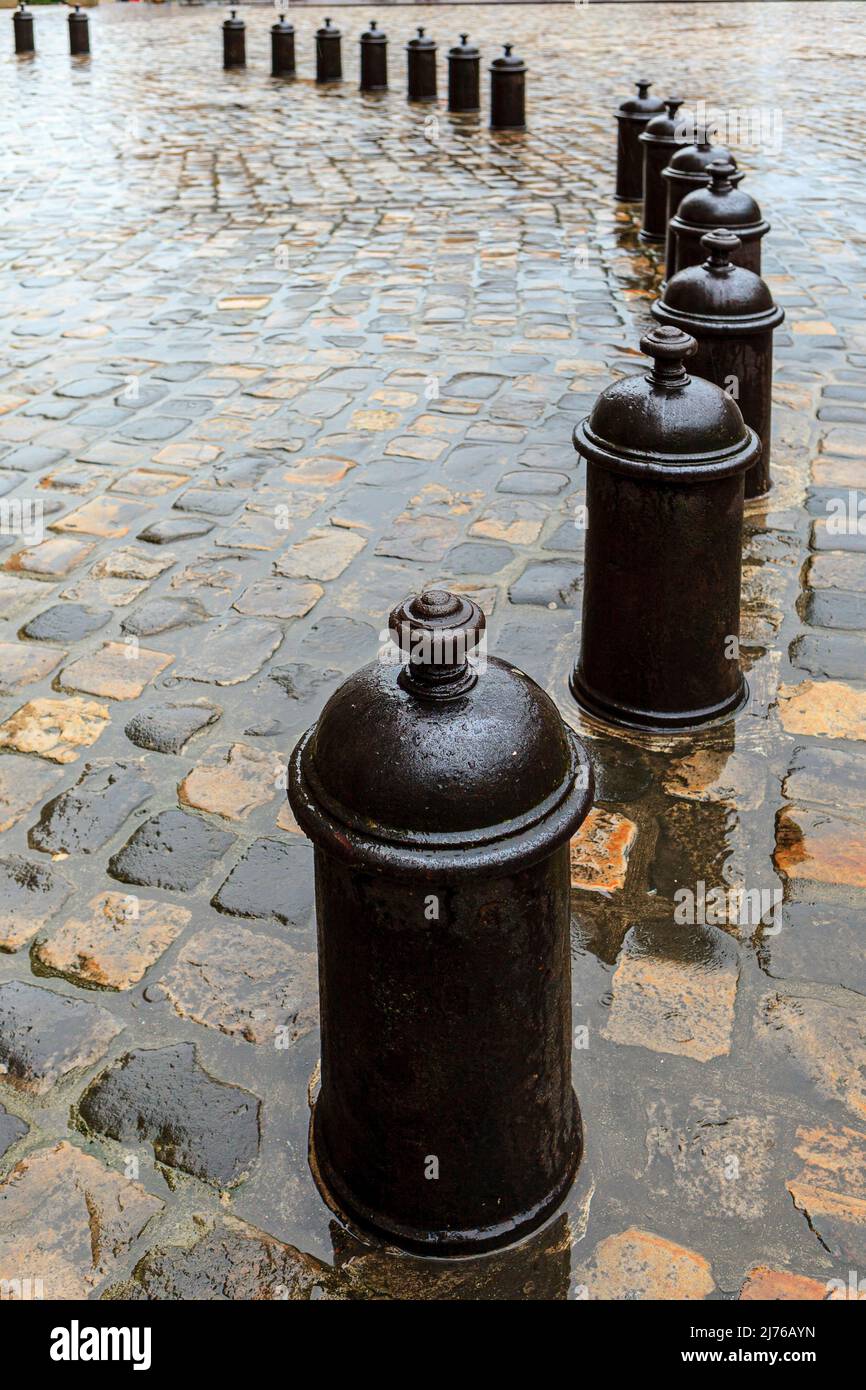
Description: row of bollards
13,2,90,58
615,79,781,500
220,14,526,127
285,83,791,1259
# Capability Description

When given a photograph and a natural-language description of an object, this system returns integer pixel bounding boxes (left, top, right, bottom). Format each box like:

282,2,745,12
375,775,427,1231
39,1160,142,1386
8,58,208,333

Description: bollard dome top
617,78,665,119
288,589,594,878
407,26,436,50
317,16,341,38
664,133,737,177
271,12,294,32
361,19,386,42
640,97,687,143
573,324,760,481
675,160,766,229
491,43,525,71
449,33,479,58
653,230,785,336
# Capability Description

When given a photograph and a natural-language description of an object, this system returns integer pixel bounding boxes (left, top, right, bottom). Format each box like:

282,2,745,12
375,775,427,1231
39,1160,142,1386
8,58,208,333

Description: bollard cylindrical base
13,6,34,55
68,6,89,57
316,20,342,84
490,45,526,131
271,20,295,79
447,35,479,113
360,22,387,92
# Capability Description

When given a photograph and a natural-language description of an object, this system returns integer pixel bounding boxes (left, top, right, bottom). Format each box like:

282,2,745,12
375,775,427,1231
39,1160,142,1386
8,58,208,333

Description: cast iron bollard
661,131,737,277
289,589,594,1255
669,160,769,276
359,19,387,93
13,3,34,56
615,79,664,201
316,16,342,84
638,97,687,243
652,229,785,500
447,34,479,114
570,325,760,732
68,4,89,57
406,26,436,103
222,8,245,70
271,13,295,79
490,43,526,131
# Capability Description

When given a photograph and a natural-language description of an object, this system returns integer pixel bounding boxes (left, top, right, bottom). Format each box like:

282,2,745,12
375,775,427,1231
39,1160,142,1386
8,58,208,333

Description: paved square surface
0,1,865,1300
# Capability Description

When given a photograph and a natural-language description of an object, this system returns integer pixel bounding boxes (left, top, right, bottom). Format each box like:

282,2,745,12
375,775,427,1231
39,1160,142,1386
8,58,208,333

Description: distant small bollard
570,325,760,732
490,44,525,131
13,3,35,56
406,26,436,104
271,13,295,79
615,80,664,201
316,16,342,84
68,4,90,58
359,19,387,93
653,228,785,499
447,34,480,114
222,8,245,70
638,97,688,243
289,589,594,1254
669,160,770,277
661,131,738,278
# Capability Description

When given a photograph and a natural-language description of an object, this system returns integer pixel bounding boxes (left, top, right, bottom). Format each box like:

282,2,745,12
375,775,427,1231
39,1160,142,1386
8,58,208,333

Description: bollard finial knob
701,226,741,270
390,590,485,698
640,324,697,387
461,33,468,44
708,158,736,191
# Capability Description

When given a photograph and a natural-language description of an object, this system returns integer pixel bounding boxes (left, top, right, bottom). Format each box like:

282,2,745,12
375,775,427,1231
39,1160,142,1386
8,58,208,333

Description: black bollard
570,325,760,732
315,16,342,84
222,8,245,70
615,79,664,201
271,13,295,79
406,26,436,103
289,589,594,1255
638,97,688,243
447,34,480,114
13,3,34,56
652,229,785,500
490,43,526,131
661,131,738,278
669,160,770,277
68,4,89,58
359,19,387,93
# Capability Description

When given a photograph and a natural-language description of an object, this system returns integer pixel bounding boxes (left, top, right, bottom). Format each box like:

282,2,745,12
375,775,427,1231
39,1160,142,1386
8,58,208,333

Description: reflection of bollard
359,19,387,93
13,3,35,56
68,5,90,58
222,8,245,70
447,34,479,114
490,43,525,131
289,588,594,1255
271,13,295,79
638,97,688,243
661,131,737,278
653,229,785,500
615,79,664,201
570,325,760,732
406,26,436,103
669,160,770,276
316,16,342,84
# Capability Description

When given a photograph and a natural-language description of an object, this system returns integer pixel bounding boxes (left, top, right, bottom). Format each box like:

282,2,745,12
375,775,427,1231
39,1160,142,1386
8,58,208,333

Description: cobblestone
0,0,864,1301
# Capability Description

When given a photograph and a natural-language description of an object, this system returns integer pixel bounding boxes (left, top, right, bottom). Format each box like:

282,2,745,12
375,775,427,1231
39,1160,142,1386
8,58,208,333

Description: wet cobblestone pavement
0,0,865,1300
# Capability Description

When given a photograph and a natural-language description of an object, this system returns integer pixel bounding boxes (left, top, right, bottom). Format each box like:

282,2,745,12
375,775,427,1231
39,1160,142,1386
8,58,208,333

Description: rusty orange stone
570,808,637,895
774,805,866,892
739,1266,828,1300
